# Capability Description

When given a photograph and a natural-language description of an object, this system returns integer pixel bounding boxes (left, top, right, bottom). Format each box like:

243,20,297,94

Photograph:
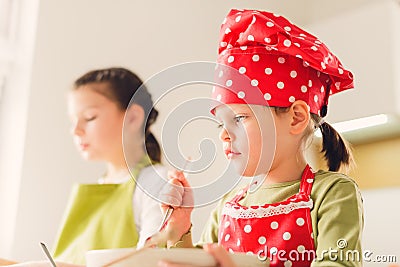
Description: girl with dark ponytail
313,114,353,172
49,67,167,265
161,9,363,267
1,68,168,267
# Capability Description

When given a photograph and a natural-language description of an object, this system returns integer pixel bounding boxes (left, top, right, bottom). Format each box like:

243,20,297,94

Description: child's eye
234,115,246,123
217,122,224,129
85,116,97,122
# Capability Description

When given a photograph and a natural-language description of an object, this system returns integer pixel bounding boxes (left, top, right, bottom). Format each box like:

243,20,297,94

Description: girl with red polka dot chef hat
159,9,363,267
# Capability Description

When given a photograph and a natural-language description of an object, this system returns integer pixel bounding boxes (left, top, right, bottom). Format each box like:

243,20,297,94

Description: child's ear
125,104,145,131
289,100,310,135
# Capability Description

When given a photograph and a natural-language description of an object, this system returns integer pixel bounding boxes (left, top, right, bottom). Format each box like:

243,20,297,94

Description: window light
316,114,389,137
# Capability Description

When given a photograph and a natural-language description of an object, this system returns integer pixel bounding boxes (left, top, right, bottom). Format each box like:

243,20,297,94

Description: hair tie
317,118,326,128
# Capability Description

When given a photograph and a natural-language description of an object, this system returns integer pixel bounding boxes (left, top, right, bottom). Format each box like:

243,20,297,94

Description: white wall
361,188,400,266
2,0,397,264
307,0,399,124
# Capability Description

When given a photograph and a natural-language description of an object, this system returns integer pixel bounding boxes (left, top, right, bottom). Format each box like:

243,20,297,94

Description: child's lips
224,149,241,159
79,143,89,150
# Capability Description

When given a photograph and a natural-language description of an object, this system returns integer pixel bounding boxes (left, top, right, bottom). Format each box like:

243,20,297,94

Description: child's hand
158,169,194,246
158,244,237,267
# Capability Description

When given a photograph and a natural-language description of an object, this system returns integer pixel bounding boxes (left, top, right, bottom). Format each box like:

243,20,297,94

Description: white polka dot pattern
264,93,271,101
296,217,305,226
283,39,292,47
297,245,305,253
258,236,266,245
283,232,291,240
225,234,230,241
217,165,317,265
211,8,354,115
219,181,314,266
251,79,259,87
265,68,272,75
284,260,293,267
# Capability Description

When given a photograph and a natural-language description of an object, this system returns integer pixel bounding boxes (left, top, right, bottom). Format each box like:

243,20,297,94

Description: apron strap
229,185,250,203
298,164,315,196
230,165,316,204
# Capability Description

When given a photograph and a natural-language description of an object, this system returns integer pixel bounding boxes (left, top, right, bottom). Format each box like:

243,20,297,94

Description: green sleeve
312,178,364,267
196,201,223,246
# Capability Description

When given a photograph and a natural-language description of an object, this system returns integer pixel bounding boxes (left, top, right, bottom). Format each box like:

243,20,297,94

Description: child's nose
219,127,232,142
71,122,84,136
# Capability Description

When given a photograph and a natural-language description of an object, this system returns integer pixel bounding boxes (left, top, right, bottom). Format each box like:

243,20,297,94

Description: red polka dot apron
219,165,315,267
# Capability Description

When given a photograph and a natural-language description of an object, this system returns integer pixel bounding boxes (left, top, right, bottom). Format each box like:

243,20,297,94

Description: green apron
52,155,153,264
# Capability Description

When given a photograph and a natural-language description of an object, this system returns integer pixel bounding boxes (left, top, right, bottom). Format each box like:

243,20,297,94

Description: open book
86,247,269,267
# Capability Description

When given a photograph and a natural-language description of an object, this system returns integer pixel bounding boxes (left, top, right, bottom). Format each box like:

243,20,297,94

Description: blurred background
0,0,399,266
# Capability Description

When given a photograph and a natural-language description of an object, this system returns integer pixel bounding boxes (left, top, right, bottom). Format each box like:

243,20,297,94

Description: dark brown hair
74,67,161,163
273,107,353,172
311,114,353,172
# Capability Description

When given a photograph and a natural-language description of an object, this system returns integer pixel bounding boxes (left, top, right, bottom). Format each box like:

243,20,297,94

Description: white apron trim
221,199,313,219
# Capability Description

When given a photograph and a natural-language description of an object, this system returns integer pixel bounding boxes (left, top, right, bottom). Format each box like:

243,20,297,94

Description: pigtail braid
144,109,161,163
318,120,353,172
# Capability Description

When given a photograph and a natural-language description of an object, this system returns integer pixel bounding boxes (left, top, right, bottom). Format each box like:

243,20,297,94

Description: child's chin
81,153,98,161
238,167,257,177
240,166,267,177
241,172,257,177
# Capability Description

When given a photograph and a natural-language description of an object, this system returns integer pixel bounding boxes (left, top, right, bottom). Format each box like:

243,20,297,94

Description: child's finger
159,178,184,207
164,169,194,208
167,170,185,180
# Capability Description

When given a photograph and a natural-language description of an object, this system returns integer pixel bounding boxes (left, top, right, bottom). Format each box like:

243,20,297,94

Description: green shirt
198,170,364,267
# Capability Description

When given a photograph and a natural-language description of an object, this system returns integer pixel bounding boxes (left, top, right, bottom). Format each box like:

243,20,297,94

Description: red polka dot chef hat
211,9,354,117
